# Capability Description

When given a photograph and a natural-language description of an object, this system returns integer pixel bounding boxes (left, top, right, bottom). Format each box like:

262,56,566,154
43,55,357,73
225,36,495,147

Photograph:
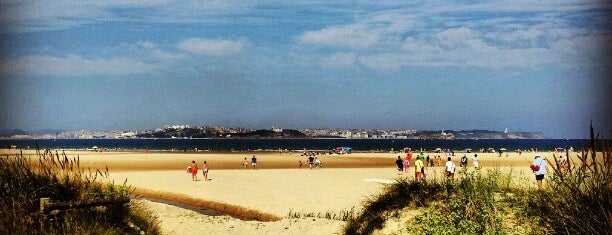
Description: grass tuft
287,207,355,221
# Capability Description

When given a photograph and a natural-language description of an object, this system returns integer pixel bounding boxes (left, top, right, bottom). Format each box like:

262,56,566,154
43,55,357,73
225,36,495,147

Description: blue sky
0,0,610,138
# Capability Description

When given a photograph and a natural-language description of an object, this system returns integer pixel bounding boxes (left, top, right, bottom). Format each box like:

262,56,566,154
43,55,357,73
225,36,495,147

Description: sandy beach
1,149,572,234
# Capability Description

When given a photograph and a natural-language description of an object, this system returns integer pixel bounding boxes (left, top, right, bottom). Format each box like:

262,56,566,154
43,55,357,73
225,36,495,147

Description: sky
0,1,610,138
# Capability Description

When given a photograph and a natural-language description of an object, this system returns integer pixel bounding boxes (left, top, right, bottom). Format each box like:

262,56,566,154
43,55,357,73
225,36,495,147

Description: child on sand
190,160,198,181
243,157,248,169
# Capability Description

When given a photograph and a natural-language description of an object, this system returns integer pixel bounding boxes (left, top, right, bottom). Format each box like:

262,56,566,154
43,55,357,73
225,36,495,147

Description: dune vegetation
344,125,611,235
0,147,160,234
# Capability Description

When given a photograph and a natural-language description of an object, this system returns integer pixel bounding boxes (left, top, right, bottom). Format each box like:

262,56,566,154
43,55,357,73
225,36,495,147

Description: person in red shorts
191,160,198,181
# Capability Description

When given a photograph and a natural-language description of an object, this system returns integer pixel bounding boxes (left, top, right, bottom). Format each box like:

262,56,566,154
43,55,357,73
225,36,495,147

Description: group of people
188,155,261,182
243,155,257,169
299,155,322,169
188,160,209,181
186,151,551,188
395,152,428,180
459,154,479,168
395,152,481,180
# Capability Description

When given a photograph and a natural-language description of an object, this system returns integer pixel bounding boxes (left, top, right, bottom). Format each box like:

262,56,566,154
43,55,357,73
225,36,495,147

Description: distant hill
233,129,306,138
0,129,28,137
29,129,65,135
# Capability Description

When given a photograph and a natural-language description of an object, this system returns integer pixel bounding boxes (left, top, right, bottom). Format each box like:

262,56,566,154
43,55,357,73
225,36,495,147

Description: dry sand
1,149,576,234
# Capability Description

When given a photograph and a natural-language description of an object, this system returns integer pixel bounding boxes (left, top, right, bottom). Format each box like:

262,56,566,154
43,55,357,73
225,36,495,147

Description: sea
0,139,592,152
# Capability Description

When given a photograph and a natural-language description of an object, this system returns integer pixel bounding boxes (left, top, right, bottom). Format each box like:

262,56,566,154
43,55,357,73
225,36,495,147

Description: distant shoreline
0,137,554,140
0,138,590,153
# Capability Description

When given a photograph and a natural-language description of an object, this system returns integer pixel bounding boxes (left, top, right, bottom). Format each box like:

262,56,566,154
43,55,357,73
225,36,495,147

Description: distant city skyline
0,1,610,138
2,124,545,140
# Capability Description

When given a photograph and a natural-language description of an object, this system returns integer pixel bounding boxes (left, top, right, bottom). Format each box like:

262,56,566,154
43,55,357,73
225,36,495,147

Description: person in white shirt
532,155,547,188
445,157,456,179
315,157,322,169
472,154,479,168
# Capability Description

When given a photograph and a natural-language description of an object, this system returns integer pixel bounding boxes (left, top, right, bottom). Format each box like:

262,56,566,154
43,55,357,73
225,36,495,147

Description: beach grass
287,208,356,221
0,147,160,234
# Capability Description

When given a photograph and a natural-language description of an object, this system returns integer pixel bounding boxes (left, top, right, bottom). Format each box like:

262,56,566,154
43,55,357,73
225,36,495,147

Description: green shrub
407,170,506,235
343,178,448,235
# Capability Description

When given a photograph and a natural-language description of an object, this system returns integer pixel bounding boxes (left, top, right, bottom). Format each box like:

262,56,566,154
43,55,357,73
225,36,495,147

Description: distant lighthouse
504,128,508,134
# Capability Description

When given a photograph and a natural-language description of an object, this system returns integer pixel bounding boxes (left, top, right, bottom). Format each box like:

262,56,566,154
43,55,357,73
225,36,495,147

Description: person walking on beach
395,156,404,174
415,158,424,181
251,155,257,169
531,155,547,188
421,161,427,180
202,161,209,181
403,155,410,174
190,160,198,181
308,155,314,169
460,154,468,167
315,157,322,169
473,154,479,169
243,157,248,169
445,157,456,179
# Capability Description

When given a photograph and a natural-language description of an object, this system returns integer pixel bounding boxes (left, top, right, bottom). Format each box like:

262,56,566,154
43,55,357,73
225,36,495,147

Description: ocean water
0,139,591,152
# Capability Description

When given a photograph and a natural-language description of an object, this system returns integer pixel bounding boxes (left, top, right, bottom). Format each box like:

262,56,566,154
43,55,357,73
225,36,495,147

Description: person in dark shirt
251,155,257,169
395,156,404,174
460,155,468,167
308,155,314,169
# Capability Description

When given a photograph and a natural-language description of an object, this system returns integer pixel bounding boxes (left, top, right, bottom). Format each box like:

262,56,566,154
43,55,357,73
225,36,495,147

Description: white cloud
1,0,608,32
357,26,552,70
299,24,380,49
321,52,357,67
0,0,281,32
549,34,612,66
139,41,157,50
179,38,245,56
298,11,415,49
298,5,607,71
491,22,591,46
1,55,155,77
138,41,185,60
